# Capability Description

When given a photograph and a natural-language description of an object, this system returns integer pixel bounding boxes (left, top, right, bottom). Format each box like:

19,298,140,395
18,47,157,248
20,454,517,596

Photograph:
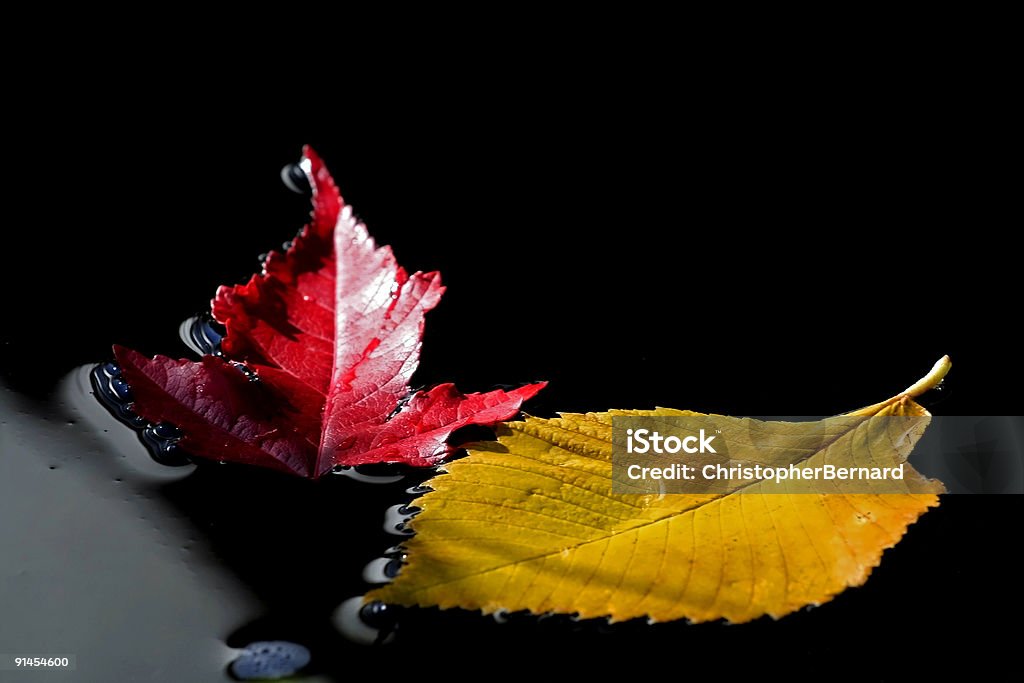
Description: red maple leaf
114,147,544,478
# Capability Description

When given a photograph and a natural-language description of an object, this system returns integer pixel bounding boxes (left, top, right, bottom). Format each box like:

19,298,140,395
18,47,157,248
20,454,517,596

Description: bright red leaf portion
114,147,544,478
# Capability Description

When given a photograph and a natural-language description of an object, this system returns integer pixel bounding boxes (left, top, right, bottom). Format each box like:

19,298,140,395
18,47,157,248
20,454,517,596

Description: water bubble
229,641,310,680
280,163,311,195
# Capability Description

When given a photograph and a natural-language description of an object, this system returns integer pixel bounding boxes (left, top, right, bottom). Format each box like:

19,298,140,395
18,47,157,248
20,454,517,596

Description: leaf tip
111,344,139,365
846,355,952,416
902,355,952,398
516,381,548,401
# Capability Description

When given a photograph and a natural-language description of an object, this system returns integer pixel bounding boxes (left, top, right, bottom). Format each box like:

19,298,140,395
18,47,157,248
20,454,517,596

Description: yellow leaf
370,357,950,624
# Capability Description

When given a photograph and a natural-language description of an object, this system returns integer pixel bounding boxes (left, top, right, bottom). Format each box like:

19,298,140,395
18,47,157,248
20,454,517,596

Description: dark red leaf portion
113,347,322,477
114,147,544,478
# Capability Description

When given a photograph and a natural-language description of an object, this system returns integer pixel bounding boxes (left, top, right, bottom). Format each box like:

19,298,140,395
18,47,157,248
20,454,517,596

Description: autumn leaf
114,147,544,478
369,357,951,624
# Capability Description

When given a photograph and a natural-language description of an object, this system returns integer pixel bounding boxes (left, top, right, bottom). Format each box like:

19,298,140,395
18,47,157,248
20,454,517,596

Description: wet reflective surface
2,133,1019,680
0,367,431,680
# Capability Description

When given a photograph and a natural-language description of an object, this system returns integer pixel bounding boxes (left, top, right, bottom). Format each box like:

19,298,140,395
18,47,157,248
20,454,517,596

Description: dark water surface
1,128,1019,680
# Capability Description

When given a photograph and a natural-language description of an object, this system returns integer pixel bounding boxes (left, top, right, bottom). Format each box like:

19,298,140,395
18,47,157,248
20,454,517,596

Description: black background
2,83,1019,678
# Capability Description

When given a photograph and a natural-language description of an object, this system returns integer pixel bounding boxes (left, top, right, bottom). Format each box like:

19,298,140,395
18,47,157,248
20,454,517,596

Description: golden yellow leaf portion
370,357,950,624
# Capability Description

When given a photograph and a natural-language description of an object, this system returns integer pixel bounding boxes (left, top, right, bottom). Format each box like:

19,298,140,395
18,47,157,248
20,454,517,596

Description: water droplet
178,315,224,356
90,363,192,467
335,465,405,485
123,406,147,428
333,597,398,645
229,362,260,383
141,423,191,467
280,163,311,195
153,422,182,439
359,600,400,629
361,557,395,584
111,377,133,402
383,504,417,536
230,641,310,680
